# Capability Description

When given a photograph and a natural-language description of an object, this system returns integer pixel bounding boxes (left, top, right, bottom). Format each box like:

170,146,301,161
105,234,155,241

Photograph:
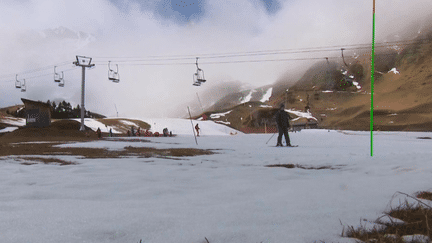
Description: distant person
195,123,200,137
96,127,101,139
163,128,169,137
131,126,135,136
275,103,292,147
137,127,141,137
127,130,131,137
109,128,113,137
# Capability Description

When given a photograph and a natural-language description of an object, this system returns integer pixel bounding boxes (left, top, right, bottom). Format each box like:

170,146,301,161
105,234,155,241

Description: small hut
21,98,52,128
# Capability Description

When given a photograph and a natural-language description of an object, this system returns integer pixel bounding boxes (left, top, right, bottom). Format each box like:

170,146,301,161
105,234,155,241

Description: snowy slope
0,117,26,127
71,118,122,134
134,118,241,135
0,127,18,133
1,130,432,243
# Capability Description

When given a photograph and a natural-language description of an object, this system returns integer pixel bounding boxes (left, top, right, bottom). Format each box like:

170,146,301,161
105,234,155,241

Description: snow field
1,130,432,242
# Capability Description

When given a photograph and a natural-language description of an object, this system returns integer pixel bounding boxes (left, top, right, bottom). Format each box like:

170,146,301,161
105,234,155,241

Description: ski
272,145,298,147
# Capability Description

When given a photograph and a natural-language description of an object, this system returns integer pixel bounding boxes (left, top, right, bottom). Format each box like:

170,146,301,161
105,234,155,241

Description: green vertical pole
371,0,375,157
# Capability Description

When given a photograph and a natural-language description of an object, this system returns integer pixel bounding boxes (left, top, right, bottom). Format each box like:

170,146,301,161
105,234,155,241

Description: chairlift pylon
58,71,65,87
15,74,21,89
108,61,120,83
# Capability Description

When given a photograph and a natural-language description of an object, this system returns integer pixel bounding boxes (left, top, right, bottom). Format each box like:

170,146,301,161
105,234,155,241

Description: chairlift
193,73,201,86
341,48,349,67
58,72,65,87
15,74,21,89
21,79,26,92
195,57,206,83
108,61,120,83
54,66,61,82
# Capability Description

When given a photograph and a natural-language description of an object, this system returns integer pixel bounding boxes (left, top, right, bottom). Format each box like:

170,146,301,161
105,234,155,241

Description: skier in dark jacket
96,127,102,139
275,103,292,147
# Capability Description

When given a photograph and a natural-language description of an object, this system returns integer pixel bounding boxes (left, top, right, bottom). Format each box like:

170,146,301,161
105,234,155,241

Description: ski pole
266,132,277,144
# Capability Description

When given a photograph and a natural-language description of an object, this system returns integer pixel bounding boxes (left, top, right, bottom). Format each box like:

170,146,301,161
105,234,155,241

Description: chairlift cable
1,37,429,82
0,61,71,80
90,38,426,62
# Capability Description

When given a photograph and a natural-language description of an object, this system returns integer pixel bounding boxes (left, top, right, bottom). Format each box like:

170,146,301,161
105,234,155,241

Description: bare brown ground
265,163,346,170
11,156,78,166
343,191,432,242
0,142,213,159
0,120,214,160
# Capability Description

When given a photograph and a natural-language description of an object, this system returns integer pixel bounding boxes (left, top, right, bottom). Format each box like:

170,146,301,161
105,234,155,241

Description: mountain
195,25,432,132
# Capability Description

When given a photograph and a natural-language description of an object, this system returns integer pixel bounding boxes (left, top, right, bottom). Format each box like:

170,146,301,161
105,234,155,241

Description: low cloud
1,0,432,117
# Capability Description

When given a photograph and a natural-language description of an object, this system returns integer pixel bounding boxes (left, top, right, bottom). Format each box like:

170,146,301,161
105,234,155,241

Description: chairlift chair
21,79,26,92
15,74,21,89
341,48,349,67
108,61,120,83
58,72,65,87
195,57,206,83
193,73,201,86
54,66,61,82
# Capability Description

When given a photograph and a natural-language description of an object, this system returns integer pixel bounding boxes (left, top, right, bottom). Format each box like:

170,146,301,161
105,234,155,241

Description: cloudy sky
1,0,431,117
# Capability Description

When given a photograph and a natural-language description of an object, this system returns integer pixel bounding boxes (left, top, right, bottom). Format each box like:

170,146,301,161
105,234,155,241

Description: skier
96,127,102,139
275,103,292,147
109,128,113,137
195,123,200,137
131,126,135,137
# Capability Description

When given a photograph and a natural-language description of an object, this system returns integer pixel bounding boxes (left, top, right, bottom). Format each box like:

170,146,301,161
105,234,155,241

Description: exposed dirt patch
97,118,150,134
417,191,432,201
265,164,345,170
0,119,214,160
0,119,98,143
15,156,77,166
343,191,432,242
417,136,432,139
0,142,214,160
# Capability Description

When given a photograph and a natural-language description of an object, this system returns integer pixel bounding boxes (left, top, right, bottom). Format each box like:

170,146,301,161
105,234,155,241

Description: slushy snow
1,120,431,243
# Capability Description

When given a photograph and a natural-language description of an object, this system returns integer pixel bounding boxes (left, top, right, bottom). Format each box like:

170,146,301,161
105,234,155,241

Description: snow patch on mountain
286,109,318,121
0,117,26,127
0,127,18,133
388,68,400,74
210,110,232,119
240,90,256,104
260,87,273,102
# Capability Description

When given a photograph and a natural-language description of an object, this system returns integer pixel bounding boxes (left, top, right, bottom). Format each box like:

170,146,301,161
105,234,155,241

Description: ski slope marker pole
370,0,375,157
188,106,198,145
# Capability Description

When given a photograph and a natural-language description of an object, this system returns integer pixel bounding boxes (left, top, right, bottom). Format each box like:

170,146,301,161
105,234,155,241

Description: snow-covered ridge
388,68,400,74
0,117,26,127
130,118,240,135
210,110,232,119
287,109,318,121
240,90,256,104
0,127,18,133
72,118,122,134
260,87,273,102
